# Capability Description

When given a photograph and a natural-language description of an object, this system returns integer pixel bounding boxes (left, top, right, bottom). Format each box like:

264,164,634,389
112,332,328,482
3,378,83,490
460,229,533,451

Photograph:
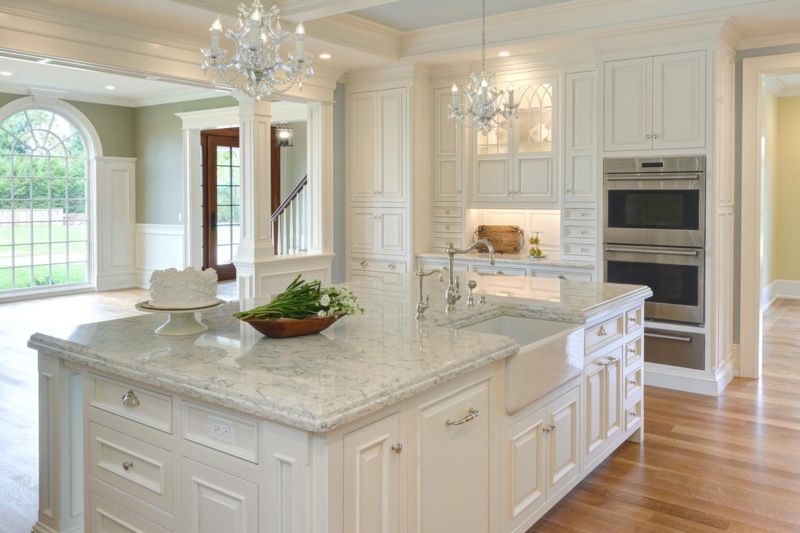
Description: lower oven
604,244,704,325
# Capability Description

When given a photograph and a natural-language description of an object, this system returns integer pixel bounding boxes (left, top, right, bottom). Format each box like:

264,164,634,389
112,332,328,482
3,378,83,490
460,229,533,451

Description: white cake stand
135,299,225,336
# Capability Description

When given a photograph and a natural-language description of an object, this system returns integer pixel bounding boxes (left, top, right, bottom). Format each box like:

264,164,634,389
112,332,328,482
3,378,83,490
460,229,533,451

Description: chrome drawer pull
360,260,368,267
388,263,396,269
543,422,555,433
628,315,638,323
122,460,134,472
391,443,403,454
446,407,479,426
627,410,637,418
598,325,608,336
121,390,140,407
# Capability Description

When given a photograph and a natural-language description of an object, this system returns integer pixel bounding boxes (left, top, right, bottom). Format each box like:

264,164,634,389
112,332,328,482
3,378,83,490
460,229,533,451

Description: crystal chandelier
200,0,314,100
449,0,518,135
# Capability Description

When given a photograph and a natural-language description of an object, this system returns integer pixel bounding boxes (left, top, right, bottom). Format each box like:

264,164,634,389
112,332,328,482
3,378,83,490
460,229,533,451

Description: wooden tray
474,225,524,254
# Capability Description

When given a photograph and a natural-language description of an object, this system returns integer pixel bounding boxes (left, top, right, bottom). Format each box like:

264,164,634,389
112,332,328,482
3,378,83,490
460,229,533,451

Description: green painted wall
133,96,237,224
0,92,135,157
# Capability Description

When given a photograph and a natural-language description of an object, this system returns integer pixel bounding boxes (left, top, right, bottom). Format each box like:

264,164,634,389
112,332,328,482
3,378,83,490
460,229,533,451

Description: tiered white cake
148,267,219,309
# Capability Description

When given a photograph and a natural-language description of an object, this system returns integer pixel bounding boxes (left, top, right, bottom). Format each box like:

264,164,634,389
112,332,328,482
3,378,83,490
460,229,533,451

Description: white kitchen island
29,275,650,533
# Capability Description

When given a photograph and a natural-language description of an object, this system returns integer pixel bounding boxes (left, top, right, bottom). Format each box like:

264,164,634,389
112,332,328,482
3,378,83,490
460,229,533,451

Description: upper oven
604,156,705,248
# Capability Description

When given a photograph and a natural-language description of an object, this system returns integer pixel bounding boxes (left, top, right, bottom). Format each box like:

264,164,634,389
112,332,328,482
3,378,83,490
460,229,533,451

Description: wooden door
202,128,240,281
653,51,706,149
604,57,652,151
343,413,404,533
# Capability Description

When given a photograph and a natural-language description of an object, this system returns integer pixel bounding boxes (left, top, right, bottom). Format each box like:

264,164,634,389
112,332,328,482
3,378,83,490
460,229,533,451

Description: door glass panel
606,260,698,306
518,82,553,153
607,190,700,230
213,145,241,271
476,125,508,155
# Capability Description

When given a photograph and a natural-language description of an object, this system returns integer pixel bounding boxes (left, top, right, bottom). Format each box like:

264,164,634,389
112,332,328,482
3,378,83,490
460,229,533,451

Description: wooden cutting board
474,225,524,254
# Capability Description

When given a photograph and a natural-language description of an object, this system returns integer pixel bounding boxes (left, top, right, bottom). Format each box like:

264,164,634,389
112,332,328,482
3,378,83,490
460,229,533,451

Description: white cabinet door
515,157,556,204
343,413,404,533
350,208,377,254
378,88,406,201
377,209,405,256
565,71,597,203
433,87,462,202
473,158,511,204
653,51,706,149
604,57,652,151
546,387,580,496
182,458,259,533
349,92,378,202
502,407,547,530
415,379,490,533
584,360,606,463
603,349,623,443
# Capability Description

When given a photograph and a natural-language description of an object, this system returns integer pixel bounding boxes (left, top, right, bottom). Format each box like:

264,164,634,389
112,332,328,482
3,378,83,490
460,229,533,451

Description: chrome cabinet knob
121,390,140,407
598,325,607,336
557,274,566,280
391,443,403,454
388,263,396,269
627,378,638,385
360,260,368,267
122,460,134,471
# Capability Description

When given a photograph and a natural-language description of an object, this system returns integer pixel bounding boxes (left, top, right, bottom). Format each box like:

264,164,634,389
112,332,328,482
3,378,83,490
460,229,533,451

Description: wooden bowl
241,316,339,338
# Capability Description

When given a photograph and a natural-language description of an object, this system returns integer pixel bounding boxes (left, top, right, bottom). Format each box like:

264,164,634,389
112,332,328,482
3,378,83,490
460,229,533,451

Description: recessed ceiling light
319,53,331,60
0,71,12,77
37,58,53,64
105,85,116,90
498,50,511,58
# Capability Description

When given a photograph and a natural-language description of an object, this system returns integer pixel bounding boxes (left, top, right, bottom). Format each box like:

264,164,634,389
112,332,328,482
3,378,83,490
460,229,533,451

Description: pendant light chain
481,0,486,73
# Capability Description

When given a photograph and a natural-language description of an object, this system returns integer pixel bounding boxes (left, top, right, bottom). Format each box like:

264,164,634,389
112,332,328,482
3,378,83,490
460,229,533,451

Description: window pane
50,157,66,177
217,206,231,224
13,223,31,244
0,156,10,177
51,243,66,263
0,224,10,245
68,241,87,262
67,262,87,283
51,222,67,241
68,178,86,199
231,147,239,166
68,158,85,178
32,222,49,243
0,245,11,267
217,166,230,186
14,244,31,266
0,267,11,290
217,245,231,264
217,147,231,165
50,178,66,198
13,266,32,288
0,178,10,200
32,177,49,199
217,226,230,245
33,264,52,286
50,263,66,284
231,225,240,246
13,157,31,177
231,166,240,186
13,177,31,198
232,186,240,205
232,206,240,224
32,156,49,177
67,221,86,241
216,185,231,206
67,200,87,220
32,243,49,265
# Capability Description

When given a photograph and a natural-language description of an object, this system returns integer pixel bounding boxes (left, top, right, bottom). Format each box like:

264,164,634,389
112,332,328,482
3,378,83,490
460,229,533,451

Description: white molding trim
272,101,309,123
644,363,730,396
762,280,800,310
134,223,186,288
740,52,800,380
175,106,239,130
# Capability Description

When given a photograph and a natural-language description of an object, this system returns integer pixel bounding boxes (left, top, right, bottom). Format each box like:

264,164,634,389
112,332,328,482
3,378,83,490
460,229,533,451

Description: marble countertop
29,277,650,433
417,251,595,270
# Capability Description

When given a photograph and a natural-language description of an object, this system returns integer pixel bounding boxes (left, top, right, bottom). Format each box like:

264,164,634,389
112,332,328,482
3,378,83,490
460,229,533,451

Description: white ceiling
0,56,226,107
766,73,800,97
352,0,573,32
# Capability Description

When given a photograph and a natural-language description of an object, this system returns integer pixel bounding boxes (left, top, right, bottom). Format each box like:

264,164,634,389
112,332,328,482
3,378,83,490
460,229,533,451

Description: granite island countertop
28,276,650,433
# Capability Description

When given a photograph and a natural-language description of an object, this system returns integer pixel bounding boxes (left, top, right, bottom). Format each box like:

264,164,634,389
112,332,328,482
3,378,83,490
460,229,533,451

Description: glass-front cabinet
472,75,558,207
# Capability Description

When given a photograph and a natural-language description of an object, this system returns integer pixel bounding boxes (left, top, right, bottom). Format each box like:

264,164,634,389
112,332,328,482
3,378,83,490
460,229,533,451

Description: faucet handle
467,280,477,290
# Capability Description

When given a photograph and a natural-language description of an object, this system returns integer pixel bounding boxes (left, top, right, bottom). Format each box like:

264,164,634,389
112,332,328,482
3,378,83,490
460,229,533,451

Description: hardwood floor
0,293,797,532
531,299,800,533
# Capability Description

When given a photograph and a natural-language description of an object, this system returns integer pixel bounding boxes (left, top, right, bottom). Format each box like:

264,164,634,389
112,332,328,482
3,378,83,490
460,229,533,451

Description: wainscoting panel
96,157,137,291
135,224,186,288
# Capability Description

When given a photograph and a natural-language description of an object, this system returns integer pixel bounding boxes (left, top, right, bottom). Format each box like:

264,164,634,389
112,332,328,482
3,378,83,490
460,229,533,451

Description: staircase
271,175,308,255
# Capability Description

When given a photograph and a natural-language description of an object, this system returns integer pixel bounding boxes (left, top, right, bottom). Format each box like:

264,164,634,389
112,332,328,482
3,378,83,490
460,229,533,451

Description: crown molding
306,14,401,59
738,30,800,51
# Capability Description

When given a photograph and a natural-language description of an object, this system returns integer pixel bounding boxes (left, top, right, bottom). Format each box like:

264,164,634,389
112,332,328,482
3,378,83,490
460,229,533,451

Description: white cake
148,267,218,309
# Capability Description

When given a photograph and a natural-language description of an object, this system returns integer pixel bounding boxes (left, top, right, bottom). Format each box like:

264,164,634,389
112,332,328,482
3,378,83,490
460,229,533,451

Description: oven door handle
605,173,702,181
605,245,699,257
645,332,693,343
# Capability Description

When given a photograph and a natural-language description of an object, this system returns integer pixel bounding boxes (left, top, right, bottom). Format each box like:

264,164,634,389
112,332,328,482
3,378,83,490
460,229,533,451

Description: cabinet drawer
563,208,596,221
625,338,643,368
625,366,643,401
562,243,596,257
433,206,462,218
563,225,596,240
182,402,258,464
349,271,405,287
473,265,526,276
88,491,170,533
626,307,643,334
433,221,462,234
625,398,643,432
89,374,173,433
350,257,407,274
585,314,624,353
89,422,174,513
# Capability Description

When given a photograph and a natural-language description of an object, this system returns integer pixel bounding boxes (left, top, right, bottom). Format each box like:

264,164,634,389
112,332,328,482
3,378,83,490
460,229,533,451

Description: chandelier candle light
449,0,519,135
201,0,314,100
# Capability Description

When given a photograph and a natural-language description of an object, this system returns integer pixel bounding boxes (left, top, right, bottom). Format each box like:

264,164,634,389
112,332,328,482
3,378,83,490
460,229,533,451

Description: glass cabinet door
514,79,557,204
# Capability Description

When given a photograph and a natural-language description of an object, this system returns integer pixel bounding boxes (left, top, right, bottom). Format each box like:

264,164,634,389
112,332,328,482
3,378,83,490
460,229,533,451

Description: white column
233,96,275,300
307,101,334,255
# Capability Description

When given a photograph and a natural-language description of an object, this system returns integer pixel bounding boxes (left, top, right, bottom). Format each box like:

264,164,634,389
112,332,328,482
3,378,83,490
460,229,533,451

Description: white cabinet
412,378,491,533
604,51,705,152
501,386,580,531
564,71,597,204
472,77,558,207
349,207,406,256
348,88,407,203
343,413,404,533
182,457,259,533
433,87,463,203
584,345,624,466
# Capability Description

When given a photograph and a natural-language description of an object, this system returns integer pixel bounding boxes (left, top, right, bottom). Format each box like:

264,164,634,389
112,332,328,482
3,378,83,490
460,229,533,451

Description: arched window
0,108,89,292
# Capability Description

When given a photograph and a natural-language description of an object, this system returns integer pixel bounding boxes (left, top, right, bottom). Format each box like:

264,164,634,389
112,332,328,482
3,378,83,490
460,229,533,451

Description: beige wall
772,96,800,282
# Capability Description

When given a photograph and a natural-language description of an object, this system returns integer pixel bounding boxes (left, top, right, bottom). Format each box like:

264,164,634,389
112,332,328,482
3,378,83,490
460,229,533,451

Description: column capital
235,94,272,116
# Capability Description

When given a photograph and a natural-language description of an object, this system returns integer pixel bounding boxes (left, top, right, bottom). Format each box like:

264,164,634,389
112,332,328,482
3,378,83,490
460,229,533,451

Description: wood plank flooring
0,292,798,532
530,299,800,532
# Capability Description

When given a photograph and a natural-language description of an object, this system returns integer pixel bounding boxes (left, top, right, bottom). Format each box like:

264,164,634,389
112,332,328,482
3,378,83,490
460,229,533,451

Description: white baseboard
644,362,731,396
762,279,800,310
96,271,137,291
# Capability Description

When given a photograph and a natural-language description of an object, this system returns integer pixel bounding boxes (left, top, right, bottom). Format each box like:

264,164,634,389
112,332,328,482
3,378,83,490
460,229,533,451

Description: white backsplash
467,209,561,255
